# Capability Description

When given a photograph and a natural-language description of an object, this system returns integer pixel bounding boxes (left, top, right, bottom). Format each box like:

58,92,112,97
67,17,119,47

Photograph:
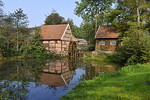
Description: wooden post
61,41,62,51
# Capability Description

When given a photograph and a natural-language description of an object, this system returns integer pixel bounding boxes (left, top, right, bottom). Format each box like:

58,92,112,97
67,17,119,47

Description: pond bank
61,63,150,100
82,52,116,63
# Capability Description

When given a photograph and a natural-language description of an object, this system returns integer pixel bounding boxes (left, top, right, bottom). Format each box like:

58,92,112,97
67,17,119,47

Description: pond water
0,59,120,100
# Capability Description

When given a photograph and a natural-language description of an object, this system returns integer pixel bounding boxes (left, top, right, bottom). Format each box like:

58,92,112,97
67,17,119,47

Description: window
110,41,117,45
99,41,105,45
64,41,66,44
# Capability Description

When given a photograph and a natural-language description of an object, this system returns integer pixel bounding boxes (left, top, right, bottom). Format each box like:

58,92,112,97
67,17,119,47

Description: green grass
61,63,150,100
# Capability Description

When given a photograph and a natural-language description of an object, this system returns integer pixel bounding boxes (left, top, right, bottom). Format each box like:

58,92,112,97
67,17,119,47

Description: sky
3,0,82,27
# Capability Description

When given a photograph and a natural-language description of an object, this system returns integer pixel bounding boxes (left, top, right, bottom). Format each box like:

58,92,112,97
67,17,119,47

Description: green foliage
106,0,150,65
87,45,95,51
0,0,3,15
83,52,115,62
21,28,53,59
61,63,150,100
0,7,30,57
0,3,52,59
11,8,29,52
11,8,28,27
114,25,150,65
75,0,115,23
110,0,150,28
77,22,95,45
44,11,65,25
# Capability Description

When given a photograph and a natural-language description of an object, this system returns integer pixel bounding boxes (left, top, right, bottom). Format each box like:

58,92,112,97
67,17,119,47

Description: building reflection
41,59,76,87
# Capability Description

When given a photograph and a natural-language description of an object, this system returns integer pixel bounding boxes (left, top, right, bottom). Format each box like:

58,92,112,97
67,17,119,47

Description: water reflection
0,59,120,100
41,59,75,86
0,80,29,100
82,61,120,80
0,60,44,100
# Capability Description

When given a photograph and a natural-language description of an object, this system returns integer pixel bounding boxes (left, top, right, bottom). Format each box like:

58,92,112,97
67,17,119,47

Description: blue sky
3,0,82,27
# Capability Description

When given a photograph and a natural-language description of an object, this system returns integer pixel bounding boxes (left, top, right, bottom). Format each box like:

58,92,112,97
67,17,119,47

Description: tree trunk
137,7,140,25
136,0,140,25
95,16,98,33
16,31,19,52
0,49,3,60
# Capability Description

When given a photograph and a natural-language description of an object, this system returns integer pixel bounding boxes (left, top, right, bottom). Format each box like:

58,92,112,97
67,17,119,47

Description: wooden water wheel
68,41,77,57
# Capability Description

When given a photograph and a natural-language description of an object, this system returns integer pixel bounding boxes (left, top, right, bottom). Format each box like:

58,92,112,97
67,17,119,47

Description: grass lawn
61,63,150,100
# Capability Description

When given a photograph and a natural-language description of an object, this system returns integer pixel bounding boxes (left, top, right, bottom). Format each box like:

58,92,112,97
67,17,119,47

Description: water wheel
68,41,77,57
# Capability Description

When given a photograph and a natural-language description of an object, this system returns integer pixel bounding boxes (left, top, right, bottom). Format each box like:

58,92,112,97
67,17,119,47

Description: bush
21,44,53,59
87,45,95,51
114,25,150,65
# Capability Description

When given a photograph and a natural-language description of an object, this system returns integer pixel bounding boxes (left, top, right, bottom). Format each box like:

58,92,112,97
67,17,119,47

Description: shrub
114,25,150,65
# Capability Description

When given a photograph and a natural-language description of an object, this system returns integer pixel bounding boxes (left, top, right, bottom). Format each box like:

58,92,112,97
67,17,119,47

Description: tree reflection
0,80,29,100
81,61,120,80
0,59,46,99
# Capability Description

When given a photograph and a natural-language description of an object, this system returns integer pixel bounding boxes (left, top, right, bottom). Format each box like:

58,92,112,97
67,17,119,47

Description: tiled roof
95,25,119,39
40,24,68,40
41,73,66,86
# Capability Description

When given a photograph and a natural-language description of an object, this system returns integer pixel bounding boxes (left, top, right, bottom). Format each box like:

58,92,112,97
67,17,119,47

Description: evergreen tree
11,8,29,52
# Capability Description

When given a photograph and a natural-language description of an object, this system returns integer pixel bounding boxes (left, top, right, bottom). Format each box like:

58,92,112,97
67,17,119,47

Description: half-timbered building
40,24,78,55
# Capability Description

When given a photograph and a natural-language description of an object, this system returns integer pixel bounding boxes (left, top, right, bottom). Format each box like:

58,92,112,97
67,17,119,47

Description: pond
0,59,120,100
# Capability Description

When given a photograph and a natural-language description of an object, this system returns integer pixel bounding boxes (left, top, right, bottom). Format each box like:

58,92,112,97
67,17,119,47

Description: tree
109,0,150,65
114,25,150,65
0,0,4,26
0,0,3,16
11,8,29,52
78,22,95,46
109,0,150,28
0,1,16,57
75,0,115,32
44,11,65,25
117,0,150,25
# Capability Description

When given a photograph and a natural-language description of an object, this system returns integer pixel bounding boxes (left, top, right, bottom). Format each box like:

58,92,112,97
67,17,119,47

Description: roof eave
95,37,119,39
40,39,61,41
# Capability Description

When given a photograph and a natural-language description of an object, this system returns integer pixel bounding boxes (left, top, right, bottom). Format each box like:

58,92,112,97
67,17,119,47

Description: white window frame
110,41,117,45
99,41,105,45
